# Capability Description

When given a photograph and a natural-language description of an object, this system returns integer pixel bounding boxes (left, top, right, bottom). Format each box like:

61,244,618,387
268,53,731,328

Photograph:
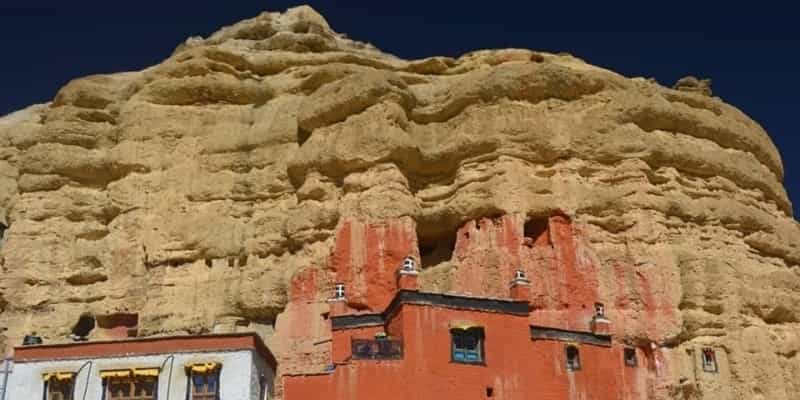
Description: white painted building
6,333,275,400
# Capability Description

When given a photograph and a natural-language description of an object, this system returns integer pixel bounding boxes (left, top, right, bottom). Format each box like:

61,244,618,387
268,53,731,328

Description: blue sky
1,1,797,217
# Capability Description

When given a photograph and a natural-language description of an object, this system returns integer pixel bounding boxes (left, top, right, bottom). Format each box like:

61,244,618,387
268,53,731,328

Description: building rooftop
332,289,531,330
13,332,277,370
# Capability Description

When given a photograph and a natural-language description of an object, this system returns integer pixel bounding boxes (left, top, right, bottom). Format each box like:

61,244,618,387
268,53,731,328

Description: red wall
280,213,672,399
285,303,648,400
330,218,417,311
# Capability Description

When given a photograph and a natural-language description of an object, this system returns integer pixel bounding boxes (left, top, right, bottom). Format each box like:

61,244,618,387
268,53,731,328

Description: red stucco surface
285,302,649,400
279,213,680,399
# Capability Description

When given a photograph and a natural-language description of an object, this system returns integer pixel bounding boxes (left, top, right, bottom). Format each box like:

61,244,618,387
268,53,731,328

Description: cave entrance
417,227,456,269
524,217,550,247
71,314,95,341
96,313,139,339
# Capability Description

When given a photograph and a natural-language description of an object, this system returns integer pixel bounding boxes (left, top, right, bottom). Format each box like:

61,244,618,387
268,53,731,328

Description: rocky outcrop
673,76,713,96
0,5,798,399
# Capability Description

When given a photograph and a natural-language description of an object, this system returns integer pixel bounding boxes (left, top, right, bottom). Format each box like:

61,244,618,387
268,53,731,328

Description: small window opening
70,314,95,341
333,283,346,300
594,302,605,318
451,327,485,364
524,218,550,247
486,387,494,397
565,345,581,371
189,364,221,400
417,230,456,269
45,374,75,400
701,348,718,373
23,333,43,345
0,223,6,240
624,348,638,367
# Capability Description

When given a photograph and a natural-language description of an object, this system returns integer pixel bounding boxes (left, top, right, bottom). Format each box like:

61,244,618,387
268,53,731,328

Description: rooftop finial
333,283,346,300
401,256,417,273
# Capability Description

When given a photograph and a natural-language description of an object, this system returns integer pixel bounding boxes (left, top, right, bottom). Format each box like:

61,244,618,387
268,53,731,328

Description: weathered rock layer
0,5,798,399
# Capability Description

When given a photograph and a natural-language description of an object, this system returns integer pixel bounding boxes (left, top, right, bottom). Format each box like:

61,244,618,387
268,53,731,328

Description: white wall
7,349,272,400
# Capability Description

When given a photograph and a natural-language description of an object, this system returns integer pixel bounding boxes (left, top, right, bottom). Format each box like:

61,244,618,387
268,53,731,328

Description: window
43,373,74,400
701,348,718,373
101,370,158,400
187,363,221,400
451,327,484,364
351,338,403,360
624,348,637,367
565,345,581,371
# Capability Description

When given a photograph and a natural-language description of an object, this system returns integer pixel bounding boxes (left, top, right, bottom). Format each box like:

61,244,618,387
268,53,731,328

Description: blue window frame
451,327,484,364
189,366,221,400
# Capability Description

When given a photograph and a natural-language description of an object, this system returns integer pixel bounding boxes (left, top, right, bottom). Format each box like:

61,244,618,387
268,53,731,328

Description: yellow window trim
449,322,482,331
185,362,221,374
133,368,160,377
100,370,131,379
100,368,160,379
42,372,75,382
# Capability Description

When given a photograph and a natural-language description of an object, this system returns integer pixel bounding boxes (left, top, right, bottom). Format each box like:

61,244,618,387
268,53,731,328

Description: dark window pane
207,374,217,392
135,379,155,396
451,328,484,363
453,335,464,349
193,374,205,391
464,336,477,350
566,346,581,370
109,381,131,397
191,371,221,398
47,380,73,400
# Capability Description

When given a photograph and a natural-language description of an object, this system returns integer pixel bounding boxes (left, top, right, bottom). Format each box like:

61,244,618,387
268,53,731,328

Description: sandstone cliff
1,5,798,399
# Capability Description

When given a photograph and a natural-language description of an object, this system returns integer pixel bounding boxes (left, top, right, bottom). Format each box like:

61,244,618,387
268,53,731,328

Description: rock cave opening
0,222,6,240
96,313,139,339
417,226,456,269
524,217,550,247
297,127,311,146
71,314,95,340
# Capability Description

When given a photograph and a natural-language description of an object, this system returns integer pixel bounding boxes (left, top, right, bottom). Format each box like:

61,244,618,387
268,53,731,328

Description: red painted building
284,256,644,399
281,213,720,399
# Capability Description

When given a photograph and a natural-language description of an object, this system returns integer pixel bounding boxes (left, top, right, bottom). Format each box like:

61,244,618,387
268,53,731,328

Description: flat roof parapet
13,332,277,369
332,290,531,330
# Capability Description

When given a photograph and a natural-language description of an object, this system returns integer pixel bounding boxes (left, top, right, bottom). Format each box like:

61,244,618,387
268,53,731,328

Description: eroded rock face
0,5,798,399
